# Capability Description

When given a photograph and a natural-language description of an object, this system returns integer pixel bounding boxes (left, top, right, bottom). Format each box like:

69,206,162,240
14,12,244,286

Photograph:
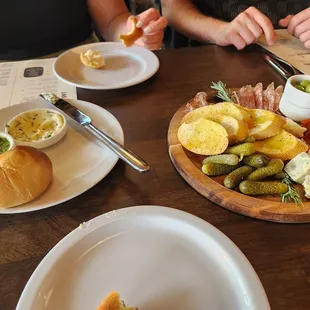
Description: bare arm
87,0,129,42
87,0,167,50
161,0,223,43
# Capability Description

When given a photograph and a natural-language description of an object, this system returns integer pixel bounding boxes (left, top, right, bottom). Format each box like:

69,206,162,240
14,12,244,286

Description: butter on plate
284,152,310,184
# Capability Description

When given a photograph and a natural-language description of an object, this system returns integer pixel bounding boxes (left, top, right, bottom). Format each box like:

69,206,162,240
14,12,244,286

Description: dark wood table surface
1,45,310,310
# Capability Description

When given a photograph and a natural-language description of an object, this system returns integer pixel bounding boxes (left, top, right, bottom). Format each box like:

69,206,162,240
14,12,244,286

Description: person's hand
128,8,167,50
215,6,276,50
279,8,310,49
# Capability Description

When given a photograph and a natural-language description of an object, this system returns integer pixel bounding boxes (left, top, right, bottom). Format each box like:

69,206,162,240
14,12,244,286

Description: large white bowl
5,109,67,149
279,75,310,121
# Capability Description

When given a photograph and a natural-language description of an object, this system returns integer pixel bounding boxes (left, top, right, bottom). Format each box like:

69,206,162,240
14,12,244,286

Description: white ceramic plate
53,42,160,90
17,206,270,310
0,98,123,214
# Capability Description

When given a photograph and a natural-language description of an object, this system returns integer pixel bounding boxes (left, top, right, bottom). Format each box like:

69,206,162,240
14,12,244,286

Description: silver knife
40,93,150,173
262,52,300,80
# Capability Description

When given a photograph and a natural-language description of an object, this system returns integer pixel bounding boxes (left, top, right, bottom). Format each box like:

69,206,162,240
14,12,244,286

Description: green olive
300,80,310,88
295,85,305,92
306,84,310,93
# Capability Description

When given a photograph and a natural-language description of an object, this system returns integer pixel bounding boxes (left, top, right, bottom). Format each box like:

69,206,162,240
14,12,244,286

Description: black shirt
0,0,92,60
194,0,310,26
166,0,310,48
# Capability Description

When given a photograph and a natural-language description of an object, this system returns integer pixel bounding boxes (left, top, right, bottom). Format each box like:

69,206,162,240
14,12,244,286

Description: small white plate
17,206,270,310
53,42,160,90
0,98,123,214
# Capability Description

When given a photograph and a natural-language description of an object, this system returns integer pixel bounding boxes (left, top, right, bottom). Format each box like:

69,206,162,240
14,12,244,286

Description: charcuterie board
168,89,310,223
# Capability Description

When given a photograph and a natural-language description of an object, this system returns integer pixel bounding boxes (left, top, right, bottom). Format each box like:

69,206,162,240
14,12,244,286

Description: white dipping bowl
5,109,67,149
0,132,15,154
279,74,310,121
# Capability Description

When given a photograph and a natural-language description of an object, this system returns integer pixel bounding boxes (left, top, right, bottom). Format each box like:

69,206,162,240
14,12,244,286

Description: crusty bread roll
0,146,52,208
97,291,137,310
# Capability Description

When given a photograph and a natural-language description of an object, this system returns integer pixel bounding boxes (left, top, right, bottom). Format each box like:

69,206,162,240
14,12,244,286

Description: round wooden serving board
168,90,310,223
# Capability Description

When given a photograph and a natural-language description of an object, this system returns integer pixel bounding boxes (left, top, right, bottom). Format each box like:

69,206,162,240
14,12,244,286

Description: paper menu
0,58,76,110
258,29,310,74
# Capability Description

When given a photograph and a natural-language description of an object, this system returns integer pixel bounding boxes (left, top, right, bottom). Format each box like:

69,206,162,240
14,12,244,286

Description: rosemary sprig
211,81,233,102
281,173,304,207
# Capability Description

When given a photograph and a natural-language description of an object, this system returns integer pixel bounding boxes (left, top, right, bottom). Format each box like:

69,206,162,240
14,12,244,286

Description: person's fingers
304,40,310,49
141,32,164,44
246,6,276,44
279,15,294,28
143,17,168,34
139,42,162,50
293,19,310,38
236,22,256,45
136,8,161,28
287,8,310,34
299,29,310,43
230,31,247,50
239,12,263,40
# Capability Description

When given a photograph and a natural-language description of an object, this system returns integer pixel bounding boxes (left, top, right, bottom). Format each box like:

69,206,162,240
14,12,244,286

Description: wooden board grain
168,91,310,223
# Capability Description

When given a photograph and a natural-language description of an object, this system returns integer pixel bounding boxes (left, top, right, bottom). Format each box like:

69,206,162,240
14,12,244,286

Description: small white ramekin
0,131,15,153
279,75,310,121
5,109,68,149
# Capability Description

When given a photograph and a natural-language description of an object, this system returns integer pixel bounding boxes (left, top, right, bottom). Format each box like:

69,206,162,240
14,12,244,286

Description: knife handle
84,123,150,173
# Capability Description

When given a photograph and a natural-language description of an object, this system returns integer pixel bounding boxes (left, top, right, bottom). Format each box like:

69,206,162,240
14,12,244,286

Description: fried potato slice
248,109,285,140
255,130,309,160
181,102,252,128
80,49,105,69
178,118,228,155
120,16,143,47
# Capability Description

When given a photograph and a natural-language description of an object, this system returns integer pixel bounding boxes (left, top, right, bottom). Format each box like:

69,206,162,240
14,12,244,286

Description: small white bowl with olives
279,75,310,121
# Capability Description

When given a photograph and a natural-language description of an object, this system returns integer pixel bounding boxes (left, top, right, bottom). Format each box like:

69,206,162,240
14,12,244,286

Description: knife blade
40,93,150,173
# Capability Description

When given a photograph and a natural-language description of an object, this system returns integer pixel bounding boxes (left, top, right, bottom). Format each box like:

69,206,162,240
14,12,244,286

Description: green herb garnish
281,173,303,207
211,81,233,102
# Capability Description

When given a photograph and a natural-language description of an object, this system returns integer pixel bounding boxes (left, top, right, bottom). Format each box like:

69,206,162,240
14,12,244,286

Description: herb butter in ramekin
5,109,67,149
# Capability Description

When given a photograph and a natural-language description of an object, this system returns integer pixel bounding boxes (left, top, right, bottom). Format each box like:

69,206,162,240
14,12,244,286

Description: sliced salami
233,85,256,109
186,92,208,111
263,83,276,111
253,83,263,109
274,85,284,111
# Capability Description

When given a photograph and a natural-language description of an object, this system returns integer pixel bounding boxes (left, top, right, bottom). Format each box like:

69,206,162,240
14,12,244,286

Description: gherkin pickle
225,143,256,156
202,163,241,176
202,154,239,166
224,166,255,189
243,154,269,168
247,158,284,181
239,180,288,196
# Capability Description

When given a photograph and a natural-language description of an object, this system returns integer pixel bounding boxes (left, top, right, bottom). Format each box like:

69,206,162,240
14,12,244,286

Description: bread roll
97,291,137,310
0,146,52,208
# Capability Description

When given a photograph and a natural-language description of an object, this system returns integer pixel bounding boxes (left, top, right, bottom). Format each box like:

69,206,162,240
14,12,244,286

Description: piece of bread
80,49,105,69
0,146,53,208
120,16,143,47
97,291,137,310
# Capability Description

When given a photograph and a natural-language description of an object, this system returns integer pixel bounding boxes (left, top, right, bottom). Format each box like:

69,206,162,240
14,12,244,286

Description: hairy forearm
161,0,224,43
88,0,130,42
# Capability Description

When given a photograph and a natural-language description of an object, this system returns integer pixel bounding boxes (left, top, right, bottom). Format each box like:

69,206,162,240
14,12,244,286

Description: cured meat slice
253,83,263,109
274,85,284,111
186,92,208,111
263,83,275,111
232,85,256,109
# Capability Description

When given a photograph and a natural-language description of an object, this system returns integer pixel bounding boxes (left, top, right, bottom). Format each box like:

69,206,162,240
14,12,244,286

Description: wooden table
1,45,310,310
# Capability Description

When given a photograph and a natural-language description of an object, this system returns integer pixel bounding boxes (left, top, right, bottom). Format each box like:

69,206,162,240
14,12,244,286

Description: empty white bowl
5,109,67,149
0,132,15,154
279,74,310,121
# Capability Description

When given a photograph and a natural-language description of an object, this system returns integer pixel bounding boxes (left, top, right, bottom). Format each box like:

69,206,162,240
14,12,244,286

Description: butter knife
40,93,150,173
